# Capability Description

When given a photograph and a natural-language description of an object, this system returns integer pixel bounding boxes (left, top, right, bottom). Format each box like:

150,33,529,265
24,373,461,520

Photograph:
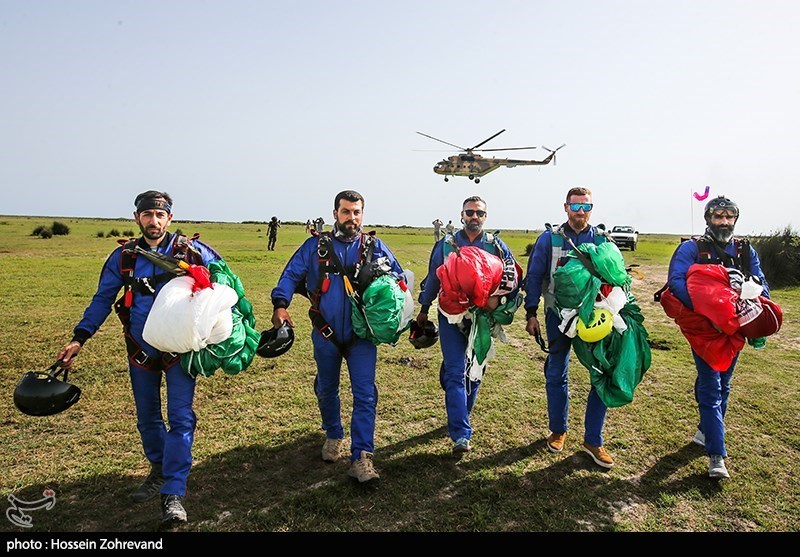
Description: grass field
1,215,798,533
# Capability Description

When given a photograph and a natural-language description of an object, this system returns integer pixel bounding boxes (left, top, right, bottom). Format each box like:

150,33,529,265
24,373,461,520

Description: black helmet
14,362,81,416
704,195,739,222
256,322,295,358
409,320,439,349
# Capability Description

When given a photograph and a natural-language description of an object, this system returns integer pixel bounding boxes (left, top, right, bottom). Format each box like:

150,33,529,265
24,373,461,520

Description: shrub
108,229,120,237
52,221,70,235
122,230,135,237
524,242,535,257
96,231,106,238
39,227,53,239
31,225,47,236
174,228,183,236
750,226,800,289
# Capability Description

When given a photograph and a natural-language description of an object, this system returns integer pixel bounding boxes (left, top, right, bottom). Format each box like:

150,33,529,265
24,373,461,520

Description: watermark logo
6,489,56,528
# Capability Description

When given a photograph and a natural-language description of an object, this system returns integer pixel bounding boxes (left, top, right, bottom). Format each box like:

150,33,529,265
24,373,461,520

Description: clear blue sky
2,0,798,235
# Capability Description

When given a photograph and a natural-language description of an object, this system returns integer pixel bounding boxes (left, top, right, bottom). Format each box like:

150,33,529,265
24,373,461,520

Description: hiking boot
131,463,165,503
321,438,344,463
347,450,380,484
708,455,730,479
546,432,567,453
582,442,615,468
452,437,471,455
160,494,187,528
692,430,706,447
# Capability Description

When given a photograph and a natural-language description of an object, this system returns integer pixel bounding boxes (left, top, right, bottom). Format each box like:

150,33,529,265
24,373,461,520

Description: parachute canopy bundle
141,257,258,378
659,263,782,372
351,269,415,346
553,241,651,408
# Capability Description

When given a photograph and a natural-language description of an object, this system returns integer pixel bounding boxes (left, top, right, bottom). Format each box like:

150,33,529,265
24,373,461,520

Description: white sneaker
708,455,730,479
321,438,344,463
692,430,706,447
348,450,380,484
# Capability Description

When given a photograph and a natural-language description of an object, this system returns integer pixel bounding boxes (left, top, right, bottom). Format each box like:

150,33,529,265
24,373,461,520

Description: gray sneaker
131,463,165,503
348,450,380,484
452,437,471,455
321,438,344,463
708,455,730,479
692,430,706,447
160,494,187,528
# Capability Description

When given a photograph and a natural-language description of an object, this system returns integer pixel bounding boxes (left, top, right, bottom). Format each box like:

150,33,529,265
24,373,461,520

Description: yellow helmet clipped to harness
576,308,614,343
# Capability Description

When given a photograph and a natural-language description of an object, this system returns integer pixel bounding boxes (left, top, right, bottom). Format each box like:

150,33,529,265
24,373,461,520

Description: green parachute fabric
585,242,630,287
352,274,409,346
181,260,260,378
554,257,600,325
571,295,651,408
469,292,523,366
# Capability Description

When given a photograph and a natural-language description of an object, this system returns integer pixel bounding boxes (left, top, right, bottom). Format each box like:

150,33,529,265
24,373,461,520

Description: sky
1,0,799,235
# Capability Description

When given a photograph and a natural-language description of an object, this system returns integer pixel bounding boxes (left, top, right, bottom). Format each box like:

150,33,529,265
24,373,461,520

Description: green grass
1,216,798,532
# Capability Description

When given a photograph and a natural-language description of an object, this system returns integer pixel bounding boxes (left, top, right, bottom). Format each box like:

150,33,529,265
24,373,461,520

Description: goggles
568,203,593,212
463,209,486,217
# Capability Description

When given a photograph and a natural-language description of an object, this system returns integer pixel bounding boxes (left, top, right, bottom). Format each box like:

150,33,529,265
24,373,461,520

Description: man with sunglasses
417,196,518,455
524,187,616,468
666,195,769,479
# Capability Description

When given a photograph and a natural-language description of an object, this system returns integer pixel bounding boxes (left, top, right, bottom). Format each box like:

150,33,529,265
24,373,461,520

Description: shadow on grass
639,442,725,497
5,432,722,533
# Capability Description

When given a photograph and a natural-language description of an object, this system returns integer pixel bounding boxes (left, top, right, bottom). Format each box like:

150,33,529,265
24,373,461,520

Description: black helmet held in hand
256,322,295,358
14,361,81,416
409,320,439,349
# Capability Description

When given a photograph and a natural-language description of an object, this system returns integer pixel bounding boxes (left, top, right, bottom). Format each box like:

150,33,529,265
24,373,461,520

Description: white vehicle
610,226,638,251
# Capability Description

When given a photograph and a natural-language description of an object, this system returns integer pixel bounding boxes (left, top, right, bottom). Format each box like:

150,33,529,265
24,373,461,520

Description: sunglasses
463,209,486,217
568,203,593,212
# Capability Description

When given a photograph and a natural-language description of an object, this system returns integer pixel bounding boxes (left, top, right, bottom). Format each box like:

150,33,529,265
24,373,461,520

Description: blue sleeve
191,239,222,266
667,240,698,310
523,232,551,312
73,248,124,339
271,237,315,307
750,245,770,299
374,238,404,277
418,240,444,307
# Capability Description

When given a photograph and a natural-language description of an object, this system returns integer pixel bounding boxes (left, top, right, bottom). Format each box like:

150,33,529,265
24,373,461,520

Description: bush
123,230,135,237
31,225,47,236
108,229,120,237
524,242,535,257
750,226,800,289
39,227,53,239
96,231,106,238
52,221,70,235
174,228,183,236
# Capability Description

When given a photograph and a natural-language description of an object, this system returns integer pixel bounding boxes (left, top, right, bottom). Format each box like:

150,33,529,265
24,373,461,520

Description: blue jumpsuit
271,232,403,462
523,224,608,446
73,233,222,497
667,231,769,457
418,230,517,443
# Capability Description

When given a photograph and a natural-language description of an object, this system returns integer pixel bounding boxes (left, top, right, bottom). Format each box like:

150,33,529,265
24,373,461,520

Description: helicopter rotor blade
416,131,466,151
470,129,506,151
475,146,538,152
542,144,566,153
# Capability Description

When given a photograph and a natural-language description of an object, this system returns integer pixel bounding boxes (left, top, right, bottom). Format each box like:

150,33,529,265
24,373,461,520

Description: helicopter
416,129,565,183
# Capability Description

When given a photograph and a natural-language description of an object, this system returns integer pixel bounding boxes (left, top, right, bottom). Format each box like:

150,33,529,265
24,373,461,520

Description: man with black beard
57,190,223,528
271,190,405,484
667,195,769,479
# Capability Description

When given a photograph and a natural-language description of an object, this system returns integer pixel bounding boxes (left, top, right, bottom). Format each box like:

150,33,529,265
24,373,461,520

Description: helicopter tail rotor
542,144,566,165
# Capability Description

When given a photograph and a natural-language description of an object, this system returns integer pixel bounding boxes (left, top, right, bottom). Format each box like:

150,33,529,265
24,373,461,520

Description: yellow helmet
576,308,614,343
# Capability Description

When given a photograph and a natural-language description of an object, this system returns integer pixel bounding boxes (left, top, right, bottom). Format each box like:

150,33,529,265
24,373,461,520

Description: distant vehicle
416,129,564,184
610,226,638,251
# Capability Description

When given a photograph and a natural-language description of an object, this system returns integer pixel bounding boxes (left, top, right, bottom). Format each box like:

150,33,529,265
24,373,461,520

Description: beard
709,224,735,244
139,222,166,241
334,219,360,239
465,220,482,233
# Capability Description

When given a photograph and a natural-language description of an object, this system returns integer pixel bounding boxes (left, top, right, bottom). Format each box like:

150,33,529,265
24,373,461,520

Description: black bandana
136,197,172,214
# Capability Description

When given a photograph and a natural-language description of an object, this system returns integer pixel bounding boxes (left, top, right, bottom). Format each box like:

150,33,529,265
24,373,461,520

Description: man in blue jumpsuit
271,190,404,484
417,196,517,455
524,186,615,468
667,195,769,479
57,190,222,528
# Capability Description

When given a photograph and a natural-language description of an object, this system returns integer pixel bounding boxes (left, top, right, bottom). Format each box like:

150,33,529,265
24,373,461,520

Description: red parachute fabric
437,246,504,315
686,264,741,335
659,287,745,372
740,296,783,338
186,264,212,293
